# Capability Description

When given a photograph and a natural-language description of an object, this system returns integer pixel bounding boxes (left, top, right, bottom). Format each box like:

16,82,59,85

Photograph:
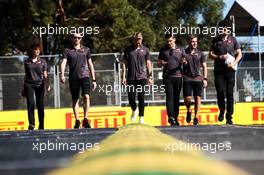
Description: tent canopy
225,0,264,36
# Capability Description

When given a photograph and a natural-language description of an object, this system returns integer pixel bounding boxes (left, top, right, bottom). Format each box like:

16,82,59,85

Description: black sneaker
193,117,199,126
226,119,233,125
168,117,179,126
82,118,91,128
226,114,233,125
174,119,180,126
218,110,225,122
186,111,192,123
28,124,34,130
74,120,81,129
38,124,44,130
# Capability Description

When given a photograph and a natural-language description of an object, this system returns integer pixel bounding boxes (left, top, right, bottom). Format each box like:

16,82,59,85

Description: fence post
52,55,60,108
56,64,61,108
53,64,57,108
0,78,3,110
114,53,121,106
258,24,263,101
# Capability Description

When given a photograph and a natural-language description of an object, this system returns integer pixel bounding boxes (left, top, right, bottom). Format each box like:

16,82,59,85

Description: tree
0,0,225,109
0,0,224,54
128,0,225,50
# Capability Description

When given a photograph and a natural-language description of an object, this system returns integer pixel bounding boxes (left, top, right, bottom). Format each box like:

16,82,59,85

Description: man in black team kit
157,34,185,126
60,33,97,128
183,35,208,126
209,19,242,125
122,32,152,124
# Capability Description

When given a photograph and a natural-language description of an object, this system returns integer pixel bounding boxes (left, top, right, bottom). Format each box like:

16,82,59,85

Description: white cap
73,33,83,38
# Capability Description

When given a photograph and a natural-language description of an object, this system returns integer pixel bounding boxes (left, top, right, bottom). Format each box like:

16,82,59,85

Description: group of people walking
23,19,241,130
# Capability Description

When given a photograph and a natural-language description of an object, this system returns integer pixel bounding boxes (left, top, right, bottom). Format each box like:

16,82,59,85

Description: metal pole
118,62,122,106
230,15,236,37
151,63,154,102
114,60,118,105
53,64,57,108
258,24,263,101
230,15,238,102
114,53,122,106
203,88,206,100
0,78,3,110
56,65,61,108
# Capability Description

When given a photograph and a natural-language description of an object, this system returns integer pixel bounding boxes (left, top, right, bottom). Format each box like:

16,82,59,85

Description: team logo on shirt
191,53,198,56
227,40,232,44
25,59,41,64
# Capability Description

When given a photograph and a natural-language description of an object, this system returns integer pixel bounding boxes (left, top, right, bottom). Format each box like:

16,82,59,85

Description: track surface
0,125,263,175
160,125,264,175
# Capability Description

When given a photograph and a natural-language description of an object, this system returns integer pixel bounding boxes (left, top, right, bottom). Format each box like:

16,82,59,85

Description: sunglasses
74,37,82,40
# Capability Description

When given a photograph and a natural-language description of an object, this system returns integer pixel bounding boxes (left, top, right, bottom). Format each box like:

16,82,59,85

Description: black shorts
183,81,203,98
69,77,90,100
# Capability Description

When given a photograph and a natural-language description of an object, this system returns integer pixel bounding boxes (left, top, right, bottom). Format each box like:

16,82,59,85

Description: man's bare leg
185,96,192,123
72,99,80,128
193,96,201,125
83,94,90,118
82,94,91,128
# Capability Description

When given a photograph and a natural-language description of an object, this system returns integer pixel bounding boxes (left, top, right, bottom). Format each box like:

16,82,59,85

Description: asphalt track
0,125,263,175
160,125,264,175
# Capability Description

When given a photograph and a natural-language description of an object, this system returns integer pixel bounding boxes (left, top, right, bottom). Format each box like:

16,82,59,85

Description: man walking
209,19,242,124
183,35,208,126
60,33,97,128
157,34,185,126
121,32,152,124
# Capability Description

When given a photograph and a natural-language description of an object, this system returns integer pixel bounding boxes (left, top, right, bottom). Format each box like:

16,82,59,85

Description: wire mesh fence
0,51,263,110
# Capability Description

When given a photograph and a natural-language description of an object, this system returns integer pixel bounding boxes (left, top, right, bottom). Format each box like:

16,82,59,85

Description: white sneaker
131,110,137,123
139,116,144,124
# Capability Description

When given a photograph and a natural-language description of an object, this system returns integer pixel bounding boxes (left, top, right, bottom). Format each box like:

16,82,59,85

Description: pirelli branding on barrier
0,121,25,131
252,106,264,124
0,103,263,131
65,111,127,128
0,111,28,131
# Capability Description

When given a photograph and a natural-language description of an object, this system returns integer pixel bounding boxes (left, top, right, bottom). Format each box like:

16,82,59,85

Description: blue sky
223,0,235,16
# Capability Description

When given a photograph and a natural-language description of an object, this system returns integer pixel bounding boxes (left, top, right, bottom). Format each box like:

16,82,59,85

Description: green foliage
0,0,224,55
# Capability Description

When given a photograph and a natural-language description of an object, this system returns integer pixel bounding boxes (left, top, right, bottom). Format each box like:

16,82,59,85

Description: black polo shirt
158,45,185,78
123,45,151,80
210,35,240,73
183,47,206,81
62,45,91,80
24,58,47,86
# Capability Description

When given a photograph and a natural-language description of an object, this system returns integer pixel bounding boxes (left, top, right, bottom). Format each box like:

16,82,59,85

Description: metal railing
0,51,263,110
